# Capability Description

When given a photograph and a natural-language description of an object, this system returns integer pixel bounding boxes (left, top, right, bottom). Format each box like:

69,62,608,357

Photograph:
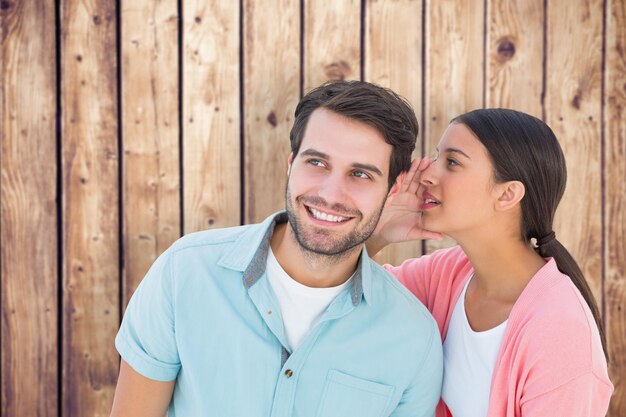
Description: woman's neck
457,232,547,302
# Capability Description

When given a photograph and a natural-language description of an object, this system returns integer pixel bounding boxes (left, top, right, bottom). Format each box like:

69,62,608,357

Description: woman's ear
494,180,525,211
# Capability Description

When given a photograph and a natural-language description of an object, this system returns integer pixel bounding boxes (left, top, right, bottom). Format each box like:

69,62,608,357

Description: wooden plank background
60,0,119,415
1,0,57,415
1,0,624,416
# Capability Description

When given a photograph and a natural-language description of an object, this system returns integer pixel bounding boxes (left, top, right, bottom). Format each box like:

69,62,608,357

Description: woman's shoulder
507,259,607,375
513,259,596,327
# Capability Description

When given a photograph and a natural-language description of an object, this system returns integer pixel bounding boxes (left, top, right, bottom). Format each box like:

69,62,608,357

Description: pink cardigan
384,246,613,417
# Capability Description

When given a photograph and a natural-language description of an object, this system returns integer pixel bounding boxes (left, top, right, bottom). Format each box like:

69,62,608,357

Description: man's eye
308,159,324,167
352,170,371,180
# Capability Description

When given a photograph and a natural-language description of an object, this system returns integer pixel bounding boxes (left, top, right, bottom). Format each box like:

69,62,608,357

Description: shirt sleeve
115,248,180,381
389,321,444,417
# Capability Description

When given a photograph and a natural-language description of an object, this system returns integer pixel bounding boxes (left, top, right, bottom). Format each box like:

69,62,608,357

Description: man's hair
289,80,418,189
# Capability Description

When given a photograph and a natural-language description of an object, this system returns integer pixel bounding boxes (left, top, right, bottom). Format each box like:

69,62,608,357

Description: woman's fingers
406,157,432,195
399,159,420,193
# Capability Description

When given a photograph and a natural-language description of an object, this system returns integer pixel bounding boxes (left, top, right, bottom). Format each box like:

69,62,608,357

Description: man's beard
285,188,384,258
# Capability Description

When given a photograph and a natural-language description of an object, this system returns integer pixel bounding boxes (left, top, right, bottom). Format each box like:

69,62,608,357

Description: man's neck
269,222,361,288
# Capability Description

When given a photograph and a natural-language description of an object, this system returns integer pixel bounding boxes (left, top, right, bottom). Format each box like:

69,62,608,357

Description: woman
367,109,613,417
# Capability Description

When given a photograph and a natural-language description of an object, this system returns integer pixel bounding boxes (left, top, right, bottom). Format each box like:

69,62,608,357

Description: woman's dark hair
453,108,608,361
290,80,418,189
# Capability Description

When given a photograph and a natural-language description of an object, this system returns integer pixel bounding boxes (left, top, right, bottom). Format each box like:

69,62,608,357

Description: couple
110,81,612,417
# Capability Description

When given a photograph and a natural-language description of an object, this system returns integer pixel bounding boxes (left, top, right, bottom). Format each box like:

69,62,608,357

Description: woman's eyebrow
444,147,471,159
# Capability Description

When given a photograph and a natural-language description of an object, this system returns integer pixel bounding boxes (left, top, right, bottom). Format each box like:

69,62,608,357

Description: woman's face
419,123,503,238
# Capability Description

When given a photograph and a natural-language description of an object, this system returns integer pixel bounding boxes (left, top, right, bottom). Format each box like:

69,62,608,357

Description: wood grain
183,0,240,232
486,0,543,116
424,0,484,253
61,0,119,415
1,0,58,415
304,0,361,92
121,0,180,306
243,0,300,223
365,0,424,265
545,0,603,302
605,0,626,414
1,1,625,415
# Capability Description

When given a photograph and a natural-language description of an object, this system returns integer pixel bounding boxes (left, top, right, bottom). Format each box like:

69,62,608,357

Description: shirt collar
218,211,372,306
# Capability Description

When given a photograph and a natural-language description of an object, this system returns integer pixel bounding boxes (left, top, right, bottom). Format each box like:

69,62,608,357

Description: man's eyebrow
299,148,384,177
443,147,471,160
299,149,329,159
352,162,383,177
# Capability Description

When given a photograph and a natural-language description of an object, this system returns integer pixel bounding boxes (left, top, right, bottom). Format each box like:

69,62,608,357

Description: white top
266,248,352,351
441,276,508,417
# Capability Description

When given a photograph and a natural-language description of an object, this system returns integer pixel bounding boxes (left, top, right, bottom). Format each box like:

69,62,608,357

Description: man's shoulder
367,261,439,333
171,224,252,251
158,223,265,268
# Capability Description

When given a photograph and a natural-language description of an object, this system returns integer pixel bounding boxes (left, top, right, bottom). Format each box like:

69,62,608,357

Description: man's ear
494,180,525,211
287,152,294,175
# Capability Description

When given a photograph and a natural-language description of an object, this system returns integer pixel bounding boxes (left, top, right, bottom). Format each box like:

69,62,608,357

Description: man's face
285,108,392,256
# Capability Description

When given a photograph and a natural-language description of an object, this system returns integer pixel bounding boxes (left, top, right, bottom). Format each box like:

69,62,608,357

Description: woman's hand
367,158,443,256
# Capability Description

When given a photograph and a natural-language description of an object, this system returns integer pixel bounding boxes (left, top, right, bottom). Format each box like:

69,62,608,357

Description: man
110,81,443,417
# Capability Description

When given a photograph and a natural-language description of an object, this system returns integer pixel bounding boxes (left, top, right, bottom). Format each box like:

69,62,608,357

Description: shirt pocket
315,369,395,417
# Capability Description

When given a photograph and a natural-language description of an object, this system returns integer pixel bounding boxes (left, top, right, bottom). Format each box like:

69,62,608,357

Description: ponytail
536,237,609,362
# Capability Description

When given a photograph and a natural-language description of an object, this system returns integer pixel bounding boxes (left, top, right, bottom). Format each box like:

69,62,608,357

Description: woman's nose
419,162,438,186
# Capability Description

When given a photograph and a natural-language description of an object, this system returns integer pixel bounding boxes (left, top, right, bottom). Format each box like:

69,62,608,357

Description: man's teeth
425,199,439,204
309,207,348,222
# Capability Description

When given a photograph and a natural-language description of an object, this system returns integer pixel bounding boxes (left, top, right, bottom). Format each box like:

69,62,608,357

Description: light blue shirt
116,212,443,417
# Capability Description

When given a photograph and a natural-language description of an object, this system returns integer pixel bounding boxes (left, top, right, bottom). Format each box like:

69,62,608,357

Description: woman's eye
446,158,459,167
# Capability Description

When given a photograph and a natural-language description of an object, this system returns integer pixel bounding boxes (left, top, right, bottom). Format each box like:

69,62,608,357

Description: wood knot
324,60,351,80
195,16,201,23
0,1,12,10
496,37,516,61
76,55,83,62
93,15,101,25
267,111,277,127
571,90,582,109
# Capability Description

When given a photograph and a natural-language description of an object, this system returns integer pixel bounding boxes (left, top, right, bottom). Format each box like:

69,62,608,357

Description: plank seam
116,0,123,340
178,0,184,234
239,0,245,226
541,0,547,121
360,0,365,81
55,0,63,414
421,0,427,257
300,0,305,97
482,0,487,108
600,0,607,332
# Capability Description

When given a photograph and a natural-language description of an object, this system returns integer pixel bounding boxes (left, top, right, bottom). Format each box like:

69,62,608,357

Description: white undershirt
266,248,352,351
441,276,508,417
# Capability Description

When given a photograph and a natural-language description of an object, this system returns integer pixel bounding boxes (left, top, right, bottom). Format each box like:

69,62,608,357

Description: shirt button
284,369,293,378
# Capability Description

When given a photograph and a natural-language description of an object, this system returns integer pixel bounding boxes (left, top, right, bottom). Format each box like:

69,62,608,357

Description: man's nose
317,175,348,204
